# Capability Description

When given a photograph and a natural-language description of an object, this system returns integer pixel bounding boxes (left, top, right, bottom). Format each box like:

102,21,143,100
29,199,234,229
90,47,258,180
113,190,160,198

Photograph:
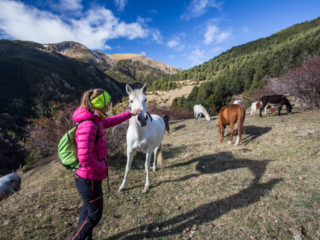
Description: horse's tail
156,145,163,168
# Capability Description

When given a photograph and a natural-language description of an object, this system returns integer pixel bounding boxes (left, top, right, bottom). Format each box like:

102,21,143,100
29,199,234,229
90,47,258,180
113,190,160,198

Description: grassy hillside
1,109,319,239
152,17,320,112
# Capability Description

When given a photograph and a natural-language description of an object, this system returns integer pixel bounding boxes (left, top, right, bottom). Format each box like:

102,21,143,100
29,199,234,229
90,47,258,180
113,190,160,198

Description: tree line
154,17,320,113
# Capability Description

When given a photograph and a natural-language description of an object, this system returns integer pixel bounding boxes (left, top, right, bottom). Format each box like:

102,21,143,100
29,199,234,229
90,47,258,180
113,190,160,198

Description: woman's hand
131,108,141,116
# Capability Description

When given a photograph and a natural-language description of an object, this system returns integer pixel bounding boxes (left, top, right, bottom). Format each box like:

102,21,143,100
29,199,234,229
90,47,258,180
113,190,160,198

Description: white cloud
140,51,146,56
0,0,151,50
181,0,222,20
151,29,163,44
204,24,231,45
188,46,206,66
114,0,127,12
58,0,82,12
166,33,185,50
216,31,231,43
167,39,180,48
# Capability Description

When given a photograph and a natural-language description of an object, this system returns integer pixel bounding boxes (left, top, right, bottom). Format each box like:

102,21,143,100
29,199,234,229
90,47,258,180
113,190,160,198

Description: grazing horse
163,115,170,134
250,101,260,115
217,104,246,145
251,101,268,115
259,95,293,117
119,84,165,193
193,104,210,122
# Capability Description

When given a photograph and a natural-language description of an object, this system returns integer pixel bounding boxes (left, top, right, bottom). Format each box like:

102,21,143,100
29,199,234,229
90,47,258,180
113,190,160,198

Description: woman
70,89,140,240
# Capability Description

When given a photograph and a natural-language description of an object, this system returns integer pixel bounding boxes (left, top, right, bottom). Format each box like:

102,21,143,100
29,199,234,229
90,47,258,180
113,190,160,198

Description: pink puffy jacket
72,106,132,180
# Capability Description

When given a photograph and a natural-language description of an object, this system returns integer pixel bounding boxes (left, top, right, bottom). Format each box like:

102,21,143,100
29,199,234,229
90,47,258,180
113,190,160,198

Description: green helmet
91,91,111,109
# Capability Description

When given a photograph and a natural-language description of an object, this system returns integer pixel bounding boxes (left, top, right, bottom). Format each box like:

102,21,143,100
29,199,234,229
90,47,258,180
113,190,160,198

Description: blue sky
0,0,319,69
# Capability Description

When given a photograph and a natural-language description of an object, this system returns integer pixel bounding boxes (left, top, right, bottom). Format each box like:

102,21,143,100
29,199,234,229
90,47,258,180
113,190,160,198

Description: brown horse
217,104,246,145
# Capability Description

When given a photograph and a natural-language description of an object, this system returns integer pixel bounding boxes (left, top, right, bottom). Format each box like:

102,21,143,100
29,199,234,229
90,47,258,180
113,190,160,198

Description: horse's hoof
118,187,124,193
228,141,232,145
142,186,149,194
152,167,156,172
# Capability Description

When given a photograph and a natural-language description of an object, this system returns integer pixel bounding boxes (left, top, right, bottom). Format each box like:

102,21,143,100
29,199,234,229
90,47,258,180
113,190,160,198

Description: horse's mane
199,104,210,120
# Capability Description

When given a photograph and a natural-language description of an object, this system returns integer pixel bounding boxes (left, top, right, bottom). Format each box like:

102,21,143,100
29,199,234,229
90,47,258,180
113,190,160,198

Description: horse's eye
144,99,147,102
130,100,133,103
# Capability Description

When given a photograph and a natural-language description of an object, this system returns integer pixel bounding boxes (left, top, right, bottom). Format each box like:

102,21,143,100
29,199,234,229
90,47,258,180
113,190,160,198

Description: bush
24,103,76,170
0,128,27,175
24,102,131,170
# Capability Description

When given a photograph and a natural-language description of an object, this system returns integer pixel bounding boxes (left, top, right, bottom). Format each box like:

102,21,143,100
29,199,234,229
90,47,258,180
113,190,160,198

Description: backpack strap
77,119,99,144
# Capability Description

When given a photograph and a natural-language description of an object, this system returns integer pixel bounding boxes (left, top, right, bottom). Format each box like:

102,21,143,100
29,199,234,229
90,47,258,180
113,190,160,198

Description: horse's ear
141,83,147,93
126,84,133,95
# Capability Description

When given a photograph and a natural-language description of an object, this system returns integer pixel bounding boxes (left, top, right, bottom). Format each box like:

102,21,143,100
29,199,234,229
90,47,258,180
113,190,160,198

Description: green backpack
58,119,99,172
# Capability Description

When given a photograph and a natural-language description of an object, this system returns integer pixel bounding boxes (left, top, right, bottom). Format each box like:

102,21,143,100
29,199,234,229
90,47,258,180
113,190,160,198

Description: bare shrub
24,103,77,169
25,102,131,170
266,57,320,109
0,128,28,174
105,123,128,166
170,108,194,120
147,102,170,116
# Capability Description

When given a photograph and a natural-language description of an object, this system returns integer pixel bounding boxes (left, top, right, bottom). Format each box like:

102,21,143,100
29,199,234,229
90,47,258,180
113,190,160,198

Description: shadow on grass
242,125,272,144
167,151,272,184
173,124,186,131
222,125,271,145
108,183,281,239
107,152,281,240
115,146,188,191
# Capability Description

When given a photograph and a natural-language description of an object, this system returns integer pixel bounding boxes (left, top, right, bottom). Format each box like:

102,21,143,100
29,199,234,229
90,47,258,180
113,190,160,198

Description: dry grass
1,109,320,240
147,80,197,107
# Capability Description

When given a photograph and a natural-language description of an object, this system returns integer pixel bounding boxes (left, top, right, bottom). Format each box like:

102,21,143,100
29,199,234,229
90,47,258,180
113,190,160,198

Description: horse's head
287,104,294,114
126,83,149,127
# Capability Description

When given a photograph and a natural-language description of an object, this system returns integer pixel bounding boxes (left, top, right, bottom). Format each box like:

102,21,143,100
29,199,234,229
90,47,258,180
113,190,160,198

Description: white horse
250,101,260,115
118,84,165,193
193,104,210,122
250,101,268,115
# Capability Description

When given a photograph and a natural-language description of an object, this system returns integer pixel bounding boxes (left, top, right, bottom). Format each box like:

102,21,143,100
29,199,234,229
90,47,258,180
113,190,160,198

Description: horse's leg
229,123,234,145
153,146,159,172
278,105,282,116
259,102,267,117
143,148,152,193
118,148,135,192
219,124,224,143
235,121,242,146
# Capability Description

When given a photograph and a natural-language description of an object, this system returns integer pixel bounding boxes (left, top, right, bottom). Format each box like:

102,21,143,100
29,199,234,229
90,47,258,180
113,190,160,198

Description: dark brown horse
259,95,293,117
217,104,246,145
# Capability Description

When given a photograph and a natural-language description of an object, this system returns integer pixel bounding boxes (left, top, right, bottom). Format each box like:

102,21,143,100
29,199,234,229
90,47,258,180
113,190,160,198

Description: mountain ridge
46,41,182,84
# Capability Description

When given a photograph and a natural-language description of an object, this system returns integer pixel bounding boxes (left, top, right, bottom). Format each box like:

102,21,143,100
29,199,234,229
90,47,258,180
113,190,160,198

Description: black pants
70,175,103,240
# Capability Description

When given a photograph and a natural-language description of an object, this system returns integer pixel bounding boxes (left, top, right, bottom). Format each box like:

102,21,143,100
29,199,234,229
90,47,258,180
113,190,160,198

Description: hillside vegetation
0,40,125,131
1,109,319,239
152,17,320,112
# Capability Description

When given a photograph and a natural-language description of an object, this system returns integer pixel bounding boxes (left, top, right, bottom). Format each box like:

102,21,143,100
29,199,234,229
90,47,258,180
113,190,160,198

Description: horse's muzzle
138,113,147,127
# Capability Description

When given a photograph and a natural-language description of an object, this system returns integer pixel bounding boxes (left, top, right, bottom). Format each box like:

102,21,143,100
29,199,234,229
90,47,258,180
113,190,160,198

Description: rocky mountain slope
47,41,182,84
